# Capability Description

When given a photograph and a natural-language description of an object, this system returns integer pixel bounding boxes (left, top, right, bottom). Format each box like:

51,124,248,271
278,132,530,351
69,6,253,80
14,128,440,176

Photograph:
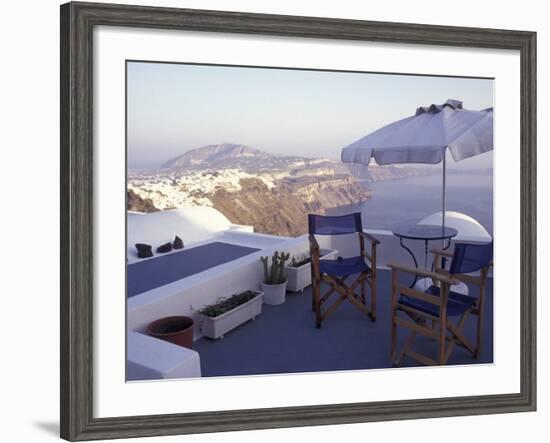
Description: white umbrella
341,99,493,229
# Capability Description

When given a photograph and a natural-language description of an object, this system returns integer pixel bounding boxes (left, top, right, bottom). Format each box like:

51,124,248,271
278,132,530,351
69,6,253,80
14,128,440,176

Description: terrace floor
194,269,493,377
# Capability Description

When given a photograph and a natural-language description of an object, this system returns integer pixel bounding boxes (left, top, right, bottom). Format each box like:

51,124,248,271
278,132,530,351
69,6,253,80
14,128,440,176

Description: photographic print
126,61,494,380
61,3,536,439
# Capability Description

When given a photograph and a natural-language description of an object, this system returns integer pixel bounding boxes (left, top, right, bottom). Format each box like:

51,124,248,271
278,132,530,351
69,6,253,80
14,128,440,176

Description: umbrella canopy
341,99,493,166
340,99,493,234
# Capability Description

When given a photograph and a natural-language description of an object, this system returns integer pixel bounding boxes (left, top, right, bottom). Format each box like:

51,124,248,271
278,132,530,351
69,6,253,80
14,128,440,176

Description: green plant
289,253,311,268
198,290,259,318
261,251,290,284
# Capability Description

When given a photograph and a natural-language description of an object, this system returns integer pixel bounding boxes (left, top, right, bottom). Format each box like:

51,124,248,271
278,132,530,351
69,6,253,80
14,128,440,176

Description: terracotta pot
147,316,194,349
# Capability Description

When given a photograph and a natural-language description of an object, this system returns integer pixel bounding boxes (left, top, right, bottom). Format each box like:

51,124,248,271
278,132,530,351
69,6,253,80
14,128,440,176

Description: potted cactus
260,251,290,305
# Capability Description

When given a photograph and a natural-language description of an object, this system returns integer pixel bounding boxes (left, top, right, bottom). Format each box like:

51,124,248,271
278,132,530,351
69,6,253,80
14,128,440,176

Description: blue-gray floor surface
194,269,493,377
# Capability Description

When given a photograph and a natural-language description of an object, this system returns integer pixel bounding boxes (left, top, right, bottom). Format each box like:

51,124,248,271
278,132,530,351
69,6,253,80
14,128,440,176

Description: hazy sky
127,61,494,170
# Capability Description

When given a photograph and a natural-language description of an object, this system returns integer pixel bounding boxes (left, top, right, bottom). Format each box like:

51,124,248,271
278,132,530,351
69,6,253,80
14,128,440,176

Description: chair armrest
429,248,454,258
387,262,458,285
359,231,380,245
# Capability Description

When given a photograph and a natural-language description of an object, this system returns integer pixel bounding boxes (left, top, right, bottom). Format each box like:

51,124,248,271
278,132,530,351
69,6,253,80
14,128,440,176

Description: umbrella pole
442,153,446,232
442,154,447,252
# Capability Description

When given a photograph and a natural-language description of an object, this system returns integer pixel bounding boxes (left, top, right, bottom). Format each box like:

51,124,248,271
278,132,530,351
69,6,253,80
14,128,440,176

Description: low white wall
327,228,493,276
327,229,429,269
220,229,292,248
127,332,201,380
127,207,246,262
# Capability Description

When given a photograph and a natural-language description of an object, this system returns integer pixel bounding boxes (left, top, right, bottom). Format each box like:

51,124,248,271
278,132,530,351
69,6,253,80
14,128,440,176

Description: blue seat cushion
319,256,370,277
398,285,477,317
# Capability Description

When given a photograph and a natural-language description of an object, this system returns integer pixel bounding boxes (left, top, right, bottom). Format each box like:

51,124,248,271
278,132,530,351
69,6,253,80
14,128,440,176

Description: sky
127,61,494,170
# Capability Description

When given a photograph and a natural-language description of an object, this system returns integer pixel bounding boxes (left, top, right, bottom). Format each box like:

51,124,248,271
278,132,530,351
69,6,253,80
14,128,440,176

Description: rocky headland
128,143,429,236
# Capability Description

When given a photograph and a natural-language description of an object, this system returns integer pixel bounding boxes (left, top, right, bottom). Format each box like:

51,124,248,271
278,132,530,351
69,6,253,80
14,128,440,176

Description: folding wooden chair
389,241,493,366
308,213,379,328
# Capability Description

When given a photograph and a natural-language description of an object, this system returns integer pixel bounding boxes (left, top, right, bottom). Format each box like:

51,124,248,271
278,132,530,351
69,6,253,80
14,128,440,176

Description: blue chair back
449,242,493,275
308,213,363,236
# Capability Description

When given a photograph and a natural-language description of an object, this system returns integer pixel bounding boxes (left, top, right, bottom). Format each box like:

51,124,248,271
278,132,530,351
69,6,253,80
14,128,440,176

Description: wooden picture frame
60,1,536,440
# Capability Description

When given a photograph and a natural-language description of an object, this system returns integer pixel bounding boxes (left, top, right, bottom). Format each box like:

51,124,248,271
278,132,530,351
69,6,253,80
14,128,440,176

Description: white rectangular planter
199,292,263,339
286,249,338,292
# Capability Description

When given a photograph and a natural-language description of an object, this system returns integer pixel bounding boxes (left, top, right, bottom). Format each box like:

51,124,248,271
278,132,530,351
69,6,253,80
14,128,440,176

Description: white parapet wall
127,331,201,380
326,229,429,269
127,207,254,263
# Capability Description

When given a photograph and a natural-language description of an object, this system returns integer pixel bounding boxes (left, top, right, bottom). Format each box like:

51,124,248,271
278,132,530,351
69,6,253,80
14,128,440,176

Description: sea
327,173,493,234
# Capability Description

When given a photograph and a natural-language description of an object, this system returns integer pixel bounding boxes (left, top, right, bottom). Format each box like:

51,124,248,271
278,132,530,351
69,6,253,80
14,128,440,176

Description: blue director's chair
389,241,493,366
308,213,379,328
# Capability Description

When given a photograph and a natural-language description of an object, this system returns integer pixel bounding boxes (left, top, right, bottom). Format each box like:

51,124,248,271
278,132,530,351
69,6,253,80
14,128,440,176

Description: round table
392,224,458,287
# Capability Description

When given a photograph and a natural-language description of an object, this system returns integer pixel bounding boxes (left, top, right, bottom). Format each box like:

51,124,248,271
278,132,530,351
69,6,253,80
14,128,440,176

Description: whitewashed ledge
127,332,201,381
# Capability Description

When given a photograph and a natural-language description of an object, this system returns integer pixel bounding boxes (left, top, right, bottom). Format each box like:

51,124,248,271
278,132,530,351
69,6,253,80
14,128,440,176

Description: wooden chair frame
388,251,492,366
431,248,492,358
309,232,379,328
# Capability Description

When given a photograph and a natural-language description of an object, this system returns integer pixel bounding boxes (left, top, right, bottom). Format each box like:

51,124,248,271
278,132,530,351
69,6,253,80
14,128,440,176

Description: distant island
127,143,431,237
